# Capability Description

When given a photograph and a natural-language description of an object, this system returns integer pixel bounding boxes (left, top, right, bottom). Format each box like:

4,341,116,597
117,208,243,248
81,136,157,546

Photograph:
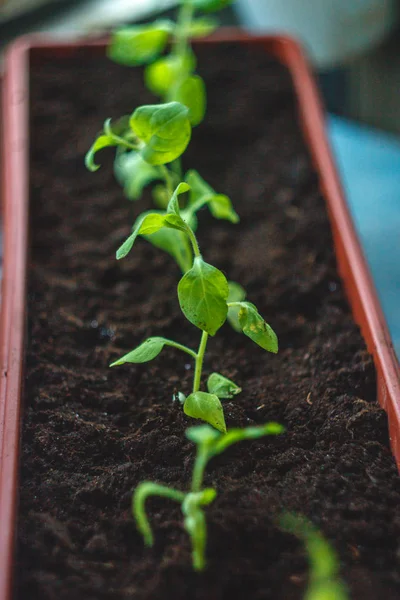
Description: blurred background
0,0,399,358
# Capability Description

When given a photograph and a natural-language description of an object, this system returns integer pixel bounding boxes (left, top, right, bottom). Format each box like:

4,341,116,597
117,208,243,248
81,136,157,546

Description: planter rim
1,29,400,600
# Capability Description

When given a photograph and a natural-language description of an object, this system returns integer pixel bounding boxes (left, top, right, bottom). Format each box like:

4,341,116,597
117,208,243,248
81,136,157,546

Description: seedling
280,514,349,600
134,422,284,570
86,0,240,276
110,179,278,432
108,0,234,127
85,2,279,432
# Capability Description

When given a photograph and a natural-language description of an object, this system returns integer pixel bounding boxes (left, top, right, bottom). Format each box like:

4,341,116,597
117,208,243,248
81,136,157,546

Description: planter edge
1,29,399,600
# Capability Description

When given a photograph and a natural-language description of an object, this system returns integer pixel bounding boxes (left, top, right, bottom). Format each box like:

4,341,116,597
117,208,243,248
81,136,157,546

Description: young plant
108,0,234,127
134,421,284,570
280,514,349,600
86,2,278,432
110,179,278,433
86,0,240,278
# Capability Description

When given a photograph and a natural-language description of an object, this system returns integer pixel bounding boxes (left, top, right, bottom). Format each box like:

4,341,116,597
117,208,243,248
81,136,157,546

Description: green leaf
152,184,170,209
237,302,278,353
175,75,206,126
116,212,166,259
145,52,196,96
188,16,219,37
86,116,134,172
207,373,242,399
186,424,220,446
185,170,239,223
145,227,193,273
114,151,160,200
227,281,246,332
189,0,234,12
198,488,217,505
107,20,173,66
213,422,285,455
131,102,192,166
178,257,229,336
110,336,195,366
184,392,227,433
85,134,117,172
208,194,239,223
110,337,167,365
167,182,191,216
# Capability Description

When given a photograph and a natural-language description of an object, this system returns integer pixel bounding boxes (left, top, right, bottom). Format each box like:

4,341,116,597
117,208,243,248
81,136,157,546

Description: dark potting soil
17,43,400,600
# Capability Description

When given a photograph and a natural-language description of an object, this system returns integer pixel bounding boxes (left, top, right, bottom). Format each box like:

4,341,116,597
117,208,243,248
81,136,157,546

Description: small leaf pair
86,101,191,171
108,15,219,68
184,374,241,434
133,421,284,571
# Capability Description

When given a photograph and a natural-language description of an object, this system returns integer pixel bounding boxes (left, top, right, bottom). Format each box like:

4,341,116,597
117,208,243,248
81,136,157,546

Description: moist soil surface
17,44,400,600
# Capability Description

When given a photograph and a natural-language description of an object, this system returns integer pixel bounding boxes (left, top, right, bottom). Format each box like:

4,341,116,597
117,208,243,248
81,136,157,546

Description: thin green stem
164,339,197,359
171,157,183,180
186,226,201,258
104,121,139,151
133,482,185,547
191,448,208,493
112,135,139,151
160,165,174,197
174,0,195,59
193,330,209,393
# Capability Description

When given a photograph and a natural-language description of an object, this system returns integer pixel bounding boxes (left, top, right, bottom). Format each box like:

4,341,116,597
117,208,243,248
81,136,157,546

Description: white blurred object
235,0,397,68
36,0,176,36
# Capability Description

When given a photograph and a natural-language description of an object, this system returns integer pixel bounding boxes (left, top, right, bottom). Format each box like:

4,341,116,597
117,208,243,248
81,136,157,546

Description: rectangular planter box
1,30,399,600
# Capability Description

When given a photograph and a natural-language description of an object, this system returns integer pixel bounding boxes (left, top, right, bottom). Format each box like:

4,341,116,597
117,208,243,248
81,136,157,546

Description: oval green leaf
186,424,220,446
198,488,217,505
167,182,191,215
110,337,167,365
130,102,192,166
213,422,285,456
178,257,229,336
184,392,227,433
116,212,166,260
85,134,116,172
114,151,160,200
145,227,193,273
207,373,242,399
145,52,196,96
227,281,246,332
237,302,278,353
185,170,238,223
175,75,206,126
110,336,195,366
107,21,173,66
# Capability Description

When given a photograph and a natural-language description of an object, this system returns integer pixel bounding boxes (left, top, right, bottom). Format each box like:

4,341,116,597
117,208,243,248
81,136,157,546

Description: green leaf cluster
86,102,192,173
86,0,287,577
133,422,284,570
111,179,278,432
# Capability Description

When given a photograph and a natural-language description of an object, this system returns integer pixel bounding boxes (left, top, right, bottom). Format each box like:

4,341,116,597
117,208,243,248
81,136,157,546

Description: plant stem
191,447,208,493
171,157,183,180
174,0,195,59
160,165,174,197
164,339,197,359
186,227,201,258
133,483,185,546
193,330,209,393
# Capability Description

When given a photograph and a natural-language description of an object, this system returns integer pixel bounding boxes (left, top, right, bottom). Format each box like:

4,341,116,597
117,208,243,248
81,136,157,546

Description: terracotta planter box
1,31,399,600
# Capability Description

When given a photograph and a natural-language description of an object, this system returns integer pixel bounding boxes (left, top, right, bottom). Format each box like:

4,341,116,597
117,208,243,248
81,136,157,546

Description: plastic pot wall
1,30,400,600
